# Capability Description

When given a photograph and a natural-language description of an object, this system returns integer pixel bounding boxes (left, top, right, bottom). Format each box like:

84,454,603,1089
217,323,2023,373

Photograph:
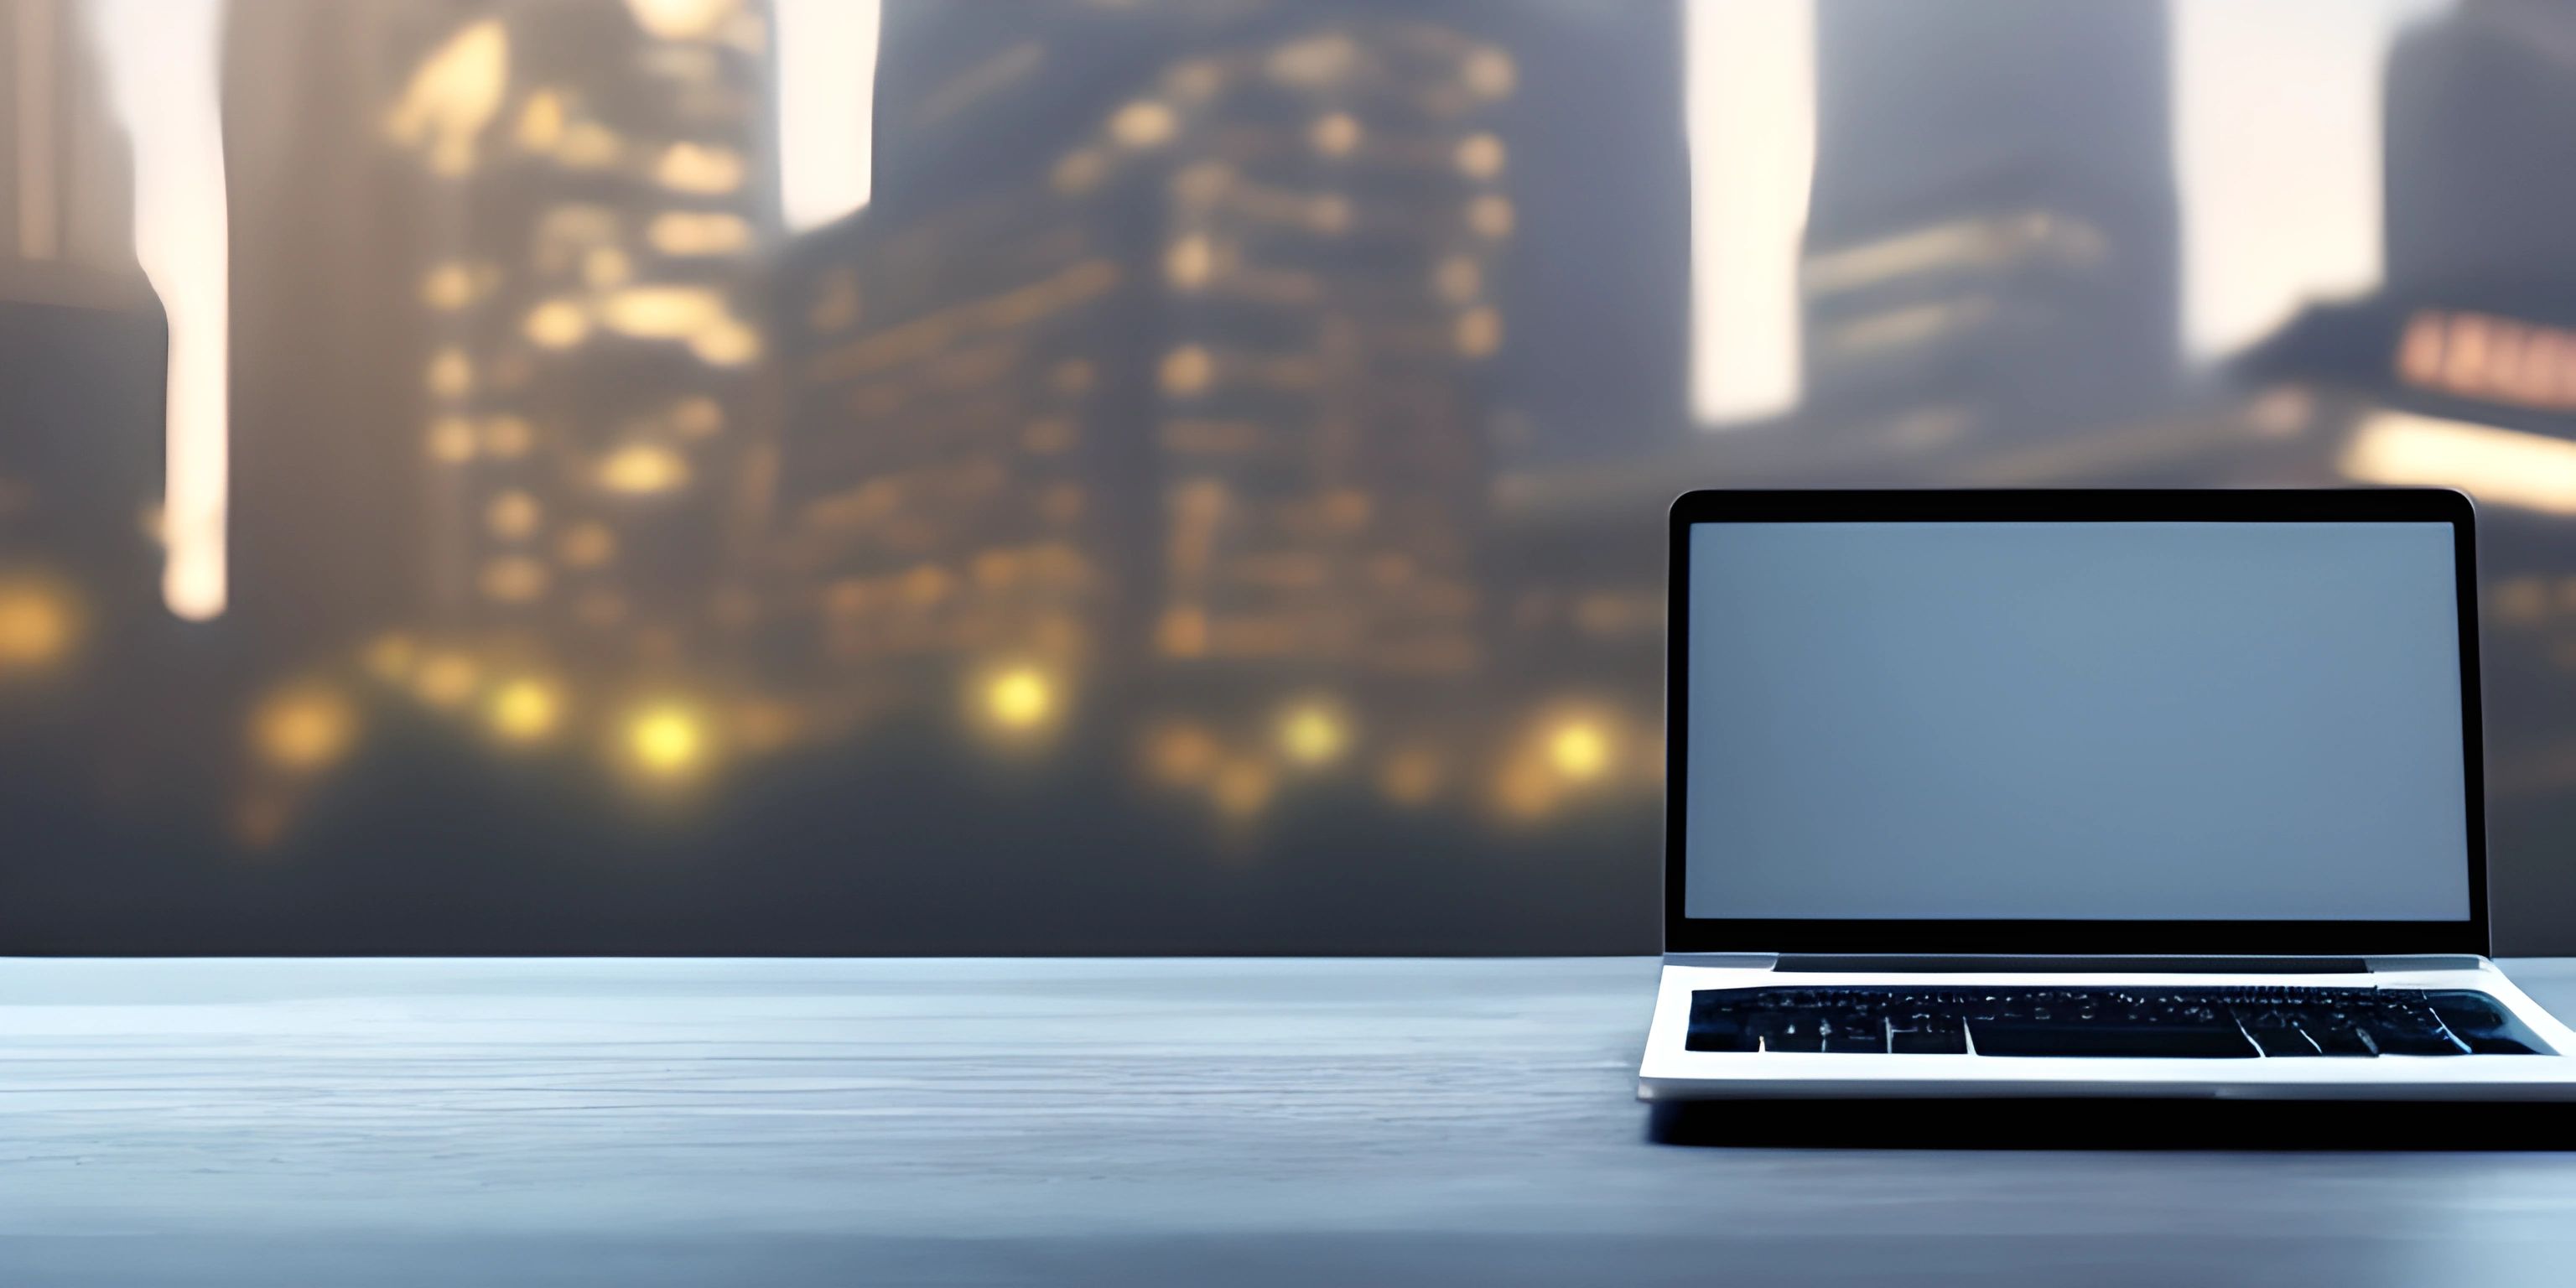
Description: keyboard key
1971,1017,2258,1058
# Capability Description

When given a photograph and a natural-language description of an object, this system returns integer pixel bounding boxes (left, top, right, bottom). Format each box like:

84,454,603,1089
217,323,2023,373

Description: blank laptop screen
1682,521,2471,922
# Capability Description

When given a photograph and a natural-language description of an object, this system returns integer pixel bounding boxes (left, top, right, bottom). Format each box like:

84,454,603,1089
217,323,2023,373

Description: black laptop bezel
1665,488,2490,958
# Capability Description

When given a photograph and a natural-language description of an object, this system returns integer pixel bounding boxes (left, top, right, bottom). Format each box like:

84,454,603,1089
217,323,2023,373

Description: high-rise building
766,1,1688,815
378,0,780,669
1,0,156,611
1800,0,2179,455
2384,0,2576,310
226,0,781,699
775,5,1530,696
0,0,132,281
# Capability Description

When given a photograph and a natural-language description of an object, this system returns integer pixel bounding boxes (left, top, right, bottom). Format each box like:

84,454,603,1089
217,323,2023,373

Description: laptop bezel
1664,488,2489,957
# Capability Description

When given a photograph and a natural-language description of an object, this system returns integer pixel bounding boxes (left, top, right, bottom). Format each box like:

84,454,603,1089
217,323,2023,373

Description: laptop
1639,488,2576,1101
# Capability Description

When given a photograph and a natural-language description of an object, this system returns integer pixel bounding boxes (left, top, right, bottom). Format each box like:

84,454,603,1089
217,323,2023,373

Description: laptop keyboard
1685,986,2550,1057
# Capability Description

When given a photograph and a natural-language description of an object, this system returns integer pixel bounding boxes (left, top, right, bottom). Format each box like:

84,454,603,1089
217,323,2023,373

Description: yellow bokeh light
583,246,633,289
486,677,562,744
984,666,1055,730
654,142,745,194
1547,720,1613,782
1454,306,1503,359
598,443,691,495
1309,112,1361,157
1159,345,1213,396
557,121,624,169
1109,99,1177,148
1467,194,1515,240
1278,701,1349,767
600,285,726,339
648,210,753,257
1463,47,1518,99
383,19,508,176
252,685,359,773
1453,132,1506,180
524,298,592,348
688,321,763,367
625,703,707,778
413,652,480,708
426,416,478,463
0,579,76,672
516,90,566,151
1165,235,1213,289
486,491,542,540
625,0,739,41
419,261,485,310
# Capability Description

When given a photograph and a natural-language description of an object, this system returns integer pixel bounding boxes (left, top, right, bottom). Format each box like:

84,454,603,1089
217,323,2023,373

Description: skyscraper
226,0,781,719
1800,0,2179,454
0,0,132,281
775,5,1526,694
766,1,1685,815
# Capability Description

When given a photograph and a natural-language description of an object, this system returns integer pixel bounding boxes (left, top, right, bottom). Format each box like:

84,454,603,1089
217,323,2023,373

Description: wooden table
4,957,2575,1285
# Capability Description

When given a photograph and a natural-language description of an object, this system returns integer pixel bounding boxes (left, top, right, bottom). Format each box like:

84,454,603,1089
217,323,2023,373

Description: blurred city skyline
12,0,2576,955
70,0,2468,623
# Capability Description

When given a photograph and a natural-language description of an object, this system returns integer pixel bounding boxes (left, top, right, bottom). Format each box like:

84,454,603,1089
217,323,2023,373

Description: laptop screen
1680,518,2473,926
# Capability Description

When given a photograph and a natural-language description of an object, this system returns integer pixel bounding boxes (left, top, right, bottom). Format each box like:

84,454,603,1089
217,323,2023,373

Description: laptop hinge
1770,954,2370,974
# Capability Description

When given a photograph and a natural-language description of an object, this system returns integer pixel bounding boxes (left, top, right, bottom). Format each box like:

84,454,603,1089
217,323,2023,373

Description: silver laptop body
1641,489,2576,1101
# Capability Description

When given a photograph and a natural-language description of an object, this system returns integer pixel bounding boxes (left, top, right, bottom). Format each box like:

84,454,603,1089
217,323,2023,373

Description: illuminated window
383,19,508,177
647,210,753,257
1159,345,1214,397
1462,47,1517,99
485,491,542,541
654,142,745,194
625,0,740,40
1453,307,1502,358
1308,112,1361,158
251,684,359,773
1453,132,1505,179
425,417,479,463
516,90,566,151
1165,236,1214,289
1109,99,1177,148
598,444,691,495
524,299,590,349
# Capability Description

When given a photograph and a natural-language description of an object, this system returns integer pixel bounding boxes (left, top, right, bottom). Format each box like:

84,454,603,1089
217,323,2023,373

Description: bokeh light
623,701,709,780
0,577,80,676
983,665,1056,731
251,684,359,773
1277,700,1349,767
486,678,564,745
